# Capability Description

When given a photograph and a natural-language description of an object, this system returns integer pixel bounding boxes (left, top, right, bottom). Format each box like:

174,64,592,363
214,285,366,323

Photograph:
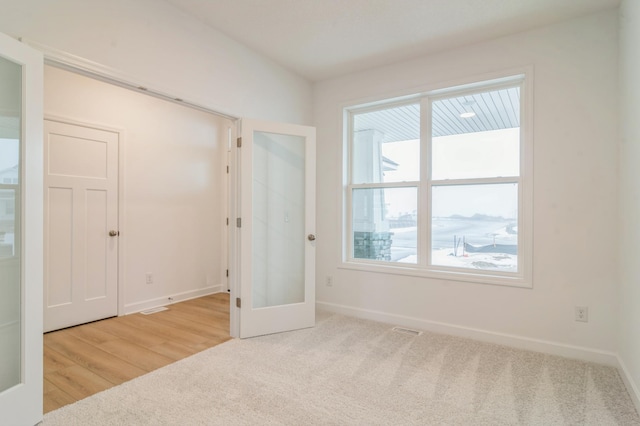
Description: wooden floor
43,293,231,414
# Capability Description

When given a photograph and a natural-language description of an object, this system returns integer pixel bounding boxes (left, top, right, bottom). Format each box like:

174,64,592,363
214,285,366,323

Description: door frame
30,40,241,331
44,115,125,319
228,122,240,337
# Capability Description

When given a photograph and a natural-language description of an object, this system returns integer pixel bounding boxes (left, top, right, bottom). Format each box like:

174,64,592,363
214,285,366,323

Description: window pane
352,187,417,263
0,51,22,393
352,103,420,184
431,86,520,180
431,184,518,272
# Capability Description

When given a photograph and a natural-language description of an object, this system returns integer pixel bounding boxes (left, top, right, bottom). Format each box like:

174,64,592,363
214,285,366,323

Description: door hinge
236,297,241,308
226,217,229,226
226,165,229,174
236,217,242,228
237,137,242,148
226,269,229,277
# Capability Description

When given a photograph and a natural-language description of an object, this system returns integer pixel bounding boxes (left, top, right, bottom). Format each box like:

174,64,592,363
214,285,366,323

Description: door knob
308,234,316,241
109,230,119,237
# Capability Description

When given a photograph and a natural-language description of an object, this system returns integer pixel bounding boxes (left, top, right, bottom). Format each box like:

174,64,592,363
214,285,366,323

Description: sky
380,128,519,218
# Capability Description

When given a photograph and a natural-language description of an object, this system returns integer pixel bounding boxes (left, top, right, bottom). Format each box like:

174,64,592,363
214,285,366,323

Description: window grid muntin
345,75,527,283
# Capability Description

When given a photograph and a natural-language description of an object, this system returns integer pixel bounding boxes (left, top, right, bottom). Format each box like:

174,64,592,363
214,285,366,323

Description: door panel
238,119,315,338
48,131,108,178
86,189,109,300
0,32,44,426
44,119,118,332
47,187,73,306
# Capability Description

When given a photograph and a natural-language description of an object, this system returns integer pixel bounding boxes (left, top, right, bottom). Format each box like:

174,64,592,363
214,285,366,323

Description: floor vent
392,326,422,336
140,307,169,315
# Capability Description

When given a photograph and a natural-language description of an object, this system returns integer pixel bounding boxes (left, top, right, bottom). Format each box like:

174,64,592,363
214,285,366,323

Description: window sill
339,260,532,289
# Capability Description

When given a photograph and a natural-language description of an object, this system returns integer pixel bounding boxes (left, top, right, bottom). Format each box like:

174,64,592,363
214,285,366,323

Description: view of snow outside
379,128,519,272
0,138,19,257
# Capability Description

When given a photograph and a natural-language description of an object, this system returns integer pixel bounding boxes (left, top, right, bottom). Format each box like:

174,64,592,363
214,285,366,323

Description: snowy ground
386,219,518,271
397,250,517,272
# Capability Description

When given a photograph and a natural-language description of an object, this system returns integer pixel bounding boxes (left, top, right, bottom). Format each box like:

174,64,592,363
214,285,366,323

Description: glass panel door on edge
0,32,43,426
236,119,315,338
0,52,22,395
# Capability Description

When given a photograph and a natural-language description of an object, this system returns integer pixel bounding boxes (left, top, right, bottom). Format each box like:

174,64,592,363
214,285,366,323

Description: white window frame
342,72,533,288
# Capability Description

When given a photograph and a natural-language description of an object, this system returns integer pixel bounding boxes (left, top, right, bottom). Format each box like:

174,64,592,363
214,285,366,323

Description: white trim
118,123,127,319
122,285,223,315
228,123,240,338
341,69,533,288
617,355,640,415
317,301,618,366
338,261,530,288
222,126,232,293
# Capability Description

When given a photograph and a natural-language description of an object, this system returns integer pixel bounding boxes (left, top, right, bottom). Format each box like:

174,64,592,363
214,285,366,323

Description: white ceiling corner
164,0,620,82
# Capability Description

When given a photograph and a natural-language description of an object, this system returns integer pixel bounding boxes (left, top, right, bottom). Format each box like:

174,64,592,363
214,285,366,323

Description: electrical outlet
575,306,588,322
146,273,153,284
326,276,333,287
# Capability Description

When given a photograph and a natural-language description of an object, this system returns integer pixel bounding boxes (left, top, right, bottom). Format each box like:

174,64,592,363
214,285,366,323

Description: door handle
307,234,316,241
109,230,119,237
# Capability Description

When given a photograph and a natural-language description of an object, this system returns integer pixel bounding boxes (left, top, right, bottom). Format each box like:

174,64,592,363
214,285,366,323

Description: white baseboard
617,355,640,414
316,301,618,366
124,285,224,315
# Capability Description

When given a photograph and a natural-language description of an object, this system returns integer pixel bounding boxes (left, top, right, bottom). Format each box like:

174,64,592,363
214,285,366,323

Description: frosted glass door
252,131,305,309
0,32,43,426
238,119,315,338
0,54,22,395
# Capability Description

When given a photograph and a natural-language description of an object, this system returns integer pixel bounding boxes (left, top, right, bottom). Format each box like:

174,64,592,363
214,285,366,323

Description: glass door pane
252,131,305,309
0,55,22,393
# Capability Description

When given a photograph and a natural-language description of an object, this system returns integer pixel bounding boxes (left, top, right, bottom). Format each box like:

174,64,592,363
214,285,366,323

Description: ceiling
354,85,520,140
164,0,619,81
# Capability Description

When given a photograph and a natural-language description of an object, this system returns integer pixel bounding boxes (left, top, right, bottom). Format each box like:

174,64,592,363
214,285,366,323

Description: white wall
0,0,312,125
618,0,640,407
314,10,619,359
44,65,231,313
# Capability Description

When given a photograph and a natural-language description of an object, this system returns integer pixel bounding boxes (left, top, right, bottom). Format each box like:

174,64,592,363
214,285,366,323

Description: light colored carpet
43,311,640,425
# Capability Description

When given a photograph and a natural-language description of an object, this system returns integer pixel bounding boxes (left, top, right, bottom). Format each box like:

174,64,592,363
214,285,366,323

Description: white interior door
0,33,44,426
44,119,119,332
236,119,315,338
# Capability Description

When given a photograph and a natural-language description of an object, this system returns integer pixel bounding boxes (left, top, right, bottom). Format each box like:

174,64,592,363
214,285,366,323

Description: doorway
43,64,232,326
